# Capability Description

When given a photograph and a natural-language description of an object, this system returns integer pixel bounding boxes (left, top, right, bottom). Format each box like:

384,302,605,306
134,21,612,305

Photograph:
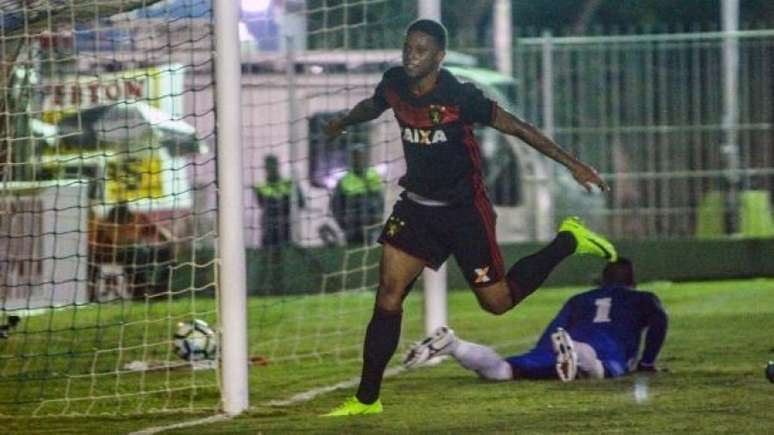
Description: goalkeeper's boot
551,328,578,382
402,326,456,369
322,396,383,417
559,217,618,262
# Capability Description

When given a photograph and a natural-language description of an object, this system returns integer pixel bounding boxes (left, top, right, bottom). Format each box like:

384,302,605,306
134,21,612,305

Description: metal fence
513,29,774,240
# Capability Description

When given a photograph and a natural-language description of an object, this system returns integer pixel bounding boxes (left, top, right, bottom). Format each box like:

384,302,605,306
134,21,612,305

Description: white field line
128,414,232,435
124,365,407,434
262,335,537,408
262,365,406,407
129,334,537,433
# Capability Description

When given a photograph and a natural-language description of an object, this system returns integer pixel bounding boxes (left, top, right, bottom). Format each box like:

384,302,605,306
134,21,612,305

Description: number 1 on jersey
593,297,612,323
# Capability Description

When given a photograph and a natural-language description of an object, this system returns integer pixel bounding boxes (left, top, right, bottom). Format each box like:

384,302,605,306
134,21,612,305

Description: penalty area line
128,366,413,433
128,413,232,435
129,334,537,432
262,336,538,408
263,365,408,407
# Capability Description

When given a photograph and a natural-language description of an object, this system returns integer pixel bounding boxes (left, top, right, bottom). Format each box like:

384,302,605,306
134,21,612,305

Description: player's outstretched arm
325,97,387,139
489,106,609,192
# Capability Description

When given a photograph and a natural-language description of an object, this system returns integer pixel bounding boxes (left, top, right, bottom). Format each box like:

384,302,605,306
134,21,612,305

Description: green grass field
3,278,774,434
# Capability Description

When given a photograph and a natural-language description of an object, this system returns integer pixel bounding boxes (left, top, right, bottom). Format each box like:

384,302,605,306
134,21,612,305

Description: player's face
402,31,444,79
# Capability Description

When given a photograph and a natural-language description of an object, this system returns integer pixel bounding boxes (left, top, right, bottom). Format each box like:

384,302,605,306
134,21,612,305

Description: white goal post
0,0,466,417
213,0,249,416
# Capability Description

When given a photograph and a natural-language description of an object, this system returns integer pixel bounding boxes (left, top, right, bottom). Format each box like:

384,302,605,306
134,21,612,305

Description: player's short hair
601,258,635,287
406,19,447,50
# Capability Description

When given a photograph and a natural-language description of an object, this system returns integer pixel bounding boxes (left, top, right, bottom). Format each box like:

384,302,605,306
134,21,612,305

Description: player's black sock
355,304,402,404
506,231,576,304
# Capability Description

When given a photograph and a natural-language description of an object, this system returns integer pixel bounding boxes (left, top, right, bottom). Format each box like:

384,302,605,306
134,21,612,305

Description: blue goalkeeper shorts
504,347,558,379
505,341,630,379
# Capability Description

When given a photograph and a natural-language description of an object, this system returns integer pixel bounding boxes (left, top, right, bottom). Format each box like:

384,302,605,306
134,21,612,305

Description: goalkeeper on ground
404,258,668,381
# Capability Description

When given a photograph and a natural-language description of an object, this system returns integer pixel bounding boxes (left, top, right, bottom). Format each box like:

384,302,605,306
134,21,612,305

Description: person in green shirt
255,155,293,246
253,154,305,293
330,145,385,245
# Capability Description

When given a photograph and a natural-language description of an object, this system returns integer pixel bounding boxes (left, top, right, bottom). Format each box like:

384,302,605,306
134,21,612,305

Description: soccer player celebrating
323,19,617,416
403,259,668,382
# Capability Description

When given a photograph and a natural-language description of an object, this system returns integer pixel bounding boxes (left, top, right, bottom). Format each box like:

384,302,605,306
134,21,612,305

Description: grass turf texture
2,279,774,433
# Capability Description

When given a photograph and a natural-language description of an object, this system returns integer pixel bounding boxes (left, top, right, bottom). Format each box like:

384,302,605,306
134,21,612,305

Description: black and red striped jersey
372,67,497,204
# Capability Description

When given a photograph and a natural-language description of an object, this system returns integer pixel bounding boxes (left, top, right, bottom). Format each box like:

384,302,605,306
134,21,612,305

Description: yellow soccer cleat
559,217,618,262
321,396,383,417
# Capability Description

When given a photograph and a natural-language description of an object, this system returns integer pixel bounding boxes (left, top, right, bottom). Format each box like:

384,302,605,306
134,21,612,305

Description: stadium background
0,0,772,432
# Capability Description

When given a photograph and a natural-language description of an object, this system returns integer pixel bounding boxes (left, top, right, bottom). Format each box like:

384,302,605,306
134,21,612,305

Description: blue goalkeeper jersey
534,286,668,372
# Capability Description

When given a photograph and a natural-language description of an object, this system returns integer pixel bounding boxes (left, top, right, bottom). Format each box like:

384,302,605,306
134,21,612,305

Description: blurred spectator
253,154,305,294
254,155,305,247
89,203,175,299
330,145,384,245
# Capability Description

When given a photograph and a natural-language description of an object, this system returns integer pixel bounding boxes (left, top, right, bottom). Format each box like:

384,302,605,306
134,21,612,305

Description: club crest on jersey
428,105,445,125
386,216,405,237
402,127,448,145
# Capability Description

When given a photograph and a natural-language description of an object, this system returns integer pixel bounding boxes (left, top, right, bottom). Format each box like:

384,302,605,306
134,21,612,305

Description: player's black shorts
378,193,505,288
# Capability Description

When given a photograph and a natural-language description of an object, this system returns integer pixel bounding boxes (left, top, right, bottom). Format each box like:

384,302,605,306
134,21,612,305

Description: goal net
0,0,220,415
1,0,536,416
0,0,433,416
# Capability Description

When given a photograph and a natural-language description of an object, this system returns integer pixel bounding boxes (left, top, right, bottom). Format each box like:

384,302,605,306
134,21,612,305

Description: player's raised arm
325,97,387,139
489,106,609,193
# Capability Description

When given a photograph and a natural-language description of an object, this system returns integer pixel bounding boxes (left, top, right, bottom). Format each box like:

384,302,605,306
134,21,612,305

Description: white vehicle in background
33,66,206,234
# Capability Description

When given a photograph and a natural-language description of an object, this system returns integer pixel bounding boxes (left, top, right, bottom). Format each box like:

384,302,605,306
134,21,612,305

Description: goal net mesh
0,0,443,416
0,0,220,415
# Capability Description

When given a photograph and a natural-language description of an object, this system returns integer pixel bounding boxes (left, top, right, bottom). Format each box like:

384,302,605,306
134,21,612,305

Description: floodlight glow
238,22,254,42
241,0,272,14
